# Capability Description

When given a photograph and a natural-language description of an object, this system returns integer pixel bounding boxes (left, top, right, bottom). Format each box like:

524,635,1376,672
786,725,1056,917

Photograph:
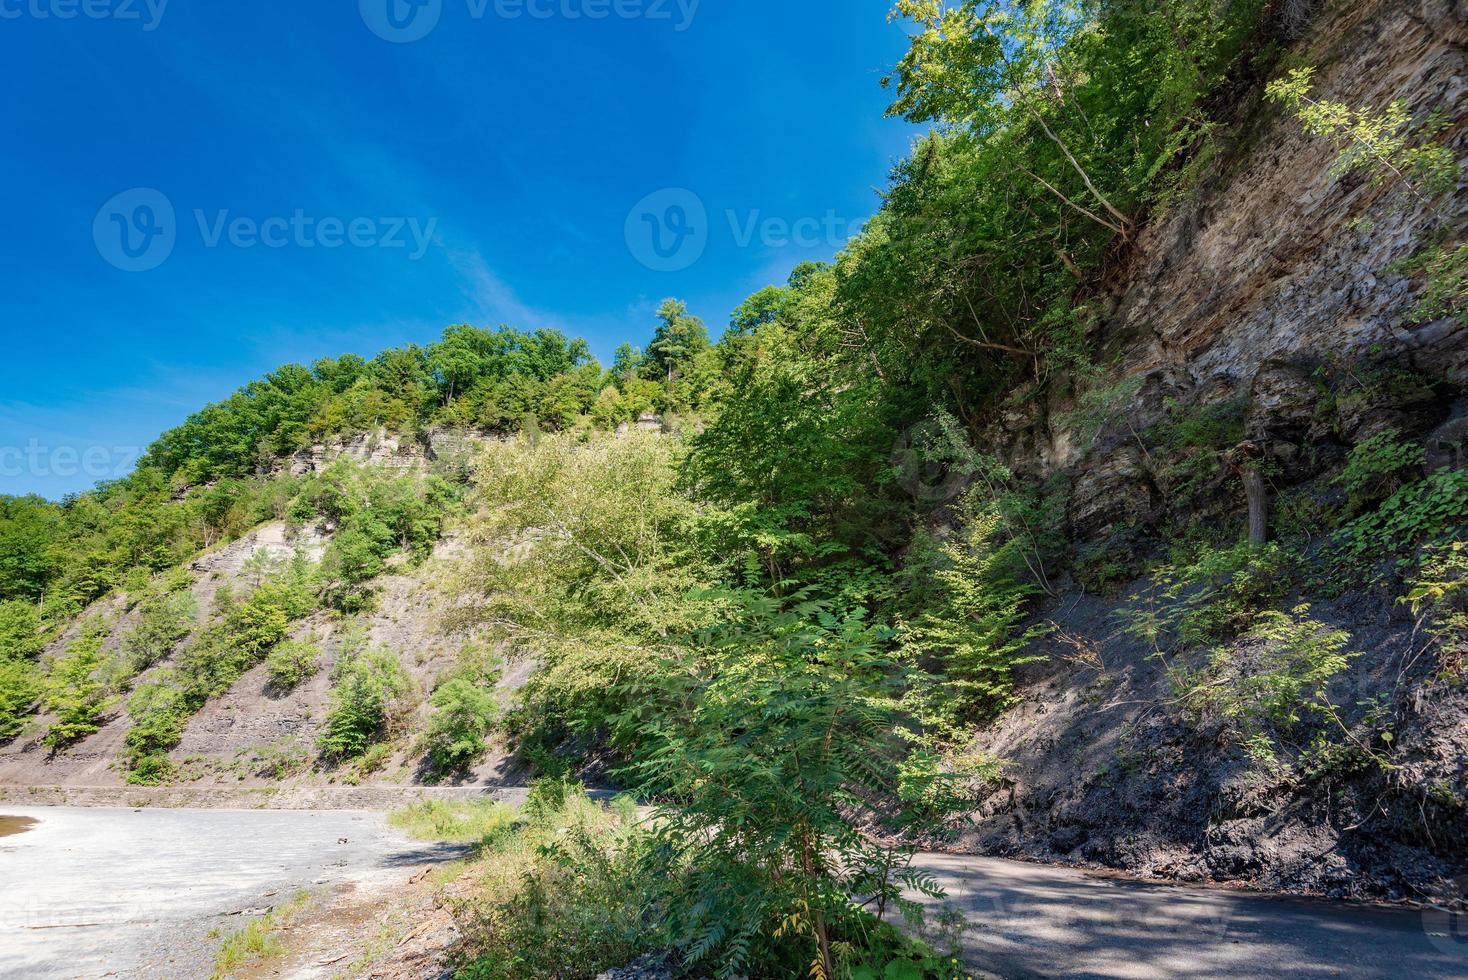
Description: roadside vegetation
390,798,518,843
211,888,314,979
1,0,1464,975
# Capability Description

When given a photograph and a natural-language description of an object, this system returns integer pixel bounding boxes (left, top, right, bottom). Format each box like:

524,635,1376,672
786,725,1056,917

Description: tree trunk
1243,463,1269,546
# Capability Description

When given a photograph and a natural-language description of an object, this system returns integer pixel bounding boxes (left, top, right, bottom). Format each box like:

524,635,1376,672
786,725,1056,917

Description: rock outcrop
983,0,1466,545
954,0,1468,905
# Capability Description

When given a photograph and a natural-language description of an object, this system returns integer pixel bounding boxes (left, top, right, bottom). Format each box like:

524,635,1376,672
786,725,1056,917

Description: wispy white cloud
446,246,553,328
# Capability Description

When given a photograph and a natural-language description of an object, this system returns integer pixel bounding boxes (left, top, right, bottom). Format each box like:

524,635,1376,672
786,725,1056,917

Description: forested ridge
3,1,1466,977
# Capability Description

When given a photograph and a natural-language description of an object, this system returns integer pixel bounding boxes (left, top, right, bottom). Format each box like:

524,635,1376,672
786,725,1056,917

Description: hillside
946,0,1468,906
2,0,1465,976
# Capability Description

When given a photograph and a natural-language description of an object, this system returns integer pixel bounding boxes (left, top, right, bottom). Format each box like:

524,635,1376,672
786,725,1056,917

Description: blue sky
0,1,921,498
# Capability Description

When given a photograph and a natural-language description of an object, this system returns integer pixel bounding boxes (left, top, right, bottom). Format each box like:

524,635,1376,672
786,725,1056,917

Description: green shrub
628,592,973,979
123,673,192,783
42,626,117,749
309,466,458,612
1405,541,1468,679
1122,542,1296,653
228,565,317,657
319,647,413,761
265,639,321,690
422,678,498,777
174,564,319,704
355,740,394,775
1146,398,1247,507
174,627,255,703
320,526,391,612
1332,468,1468,570
0,658,40,741
1392,241,1468,327
1210,608,1353,728
0,580,48,745
1339,431,1425,514
447,791,666,980
1173,606,1371,768
127,752,177,786
121,587,197,678
229,596,288,656
242,738,314,780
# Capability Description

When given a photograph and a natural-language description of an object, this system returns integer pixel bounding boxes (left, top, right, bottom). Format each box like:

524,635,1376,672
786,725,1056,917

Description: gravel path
0,807,461,979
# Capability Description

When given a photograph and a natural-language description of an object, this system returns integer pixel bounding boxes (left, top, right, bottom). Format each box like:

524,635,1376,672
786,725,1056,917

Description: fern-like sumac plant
898,500,1047,729
624,590,975,980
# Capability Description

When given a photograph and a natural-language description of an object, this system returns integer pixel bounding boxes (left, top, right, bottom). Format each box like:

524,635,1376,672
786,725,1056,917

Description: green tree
123,672,191,782
0,496,62,600
1266,66,1459,202
849,0,1268,417
0,600,45,661
898,494,1045,728
460,432,717,767
644,299,711,392
320,647,414,760
0,658,40,741
685,265,898,597
422,678,498,776
610,343,646,384
43,627,117,749
122,588,198,676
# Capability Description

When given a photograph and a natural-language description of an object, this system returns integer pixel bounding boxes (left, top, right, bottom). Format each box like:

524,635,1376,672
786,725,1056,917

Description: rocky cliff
955,0,1468,906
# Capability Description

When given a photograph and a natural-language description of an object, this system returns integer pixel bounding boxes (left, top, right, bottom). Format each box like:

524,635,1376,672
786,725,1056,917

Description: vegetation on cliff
2,0,1464,976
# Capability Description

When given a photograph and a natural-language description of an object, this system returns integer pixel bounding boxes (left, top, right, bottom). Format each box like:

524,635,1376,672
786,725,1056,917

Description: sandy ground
0,807,462,979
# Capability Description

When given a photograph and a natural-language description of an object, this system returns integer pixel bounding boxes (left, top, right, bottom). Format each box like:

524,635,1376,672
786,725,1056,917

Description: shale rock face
995,0,1468,545
956,0,1468,904
278,426,500,478
283,429,427,476
1106,0,1465,387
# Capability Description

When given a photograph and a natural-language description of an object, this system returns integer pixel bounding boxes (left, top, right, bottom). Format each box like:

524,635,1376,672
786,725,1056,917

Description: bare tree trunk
1229,441,1270,545
1243,463,1269,546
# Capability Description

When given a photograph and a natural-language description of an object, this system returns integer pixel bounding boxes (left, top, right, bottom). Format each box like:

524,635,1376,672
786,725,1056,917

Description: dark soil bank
953,581,1468,907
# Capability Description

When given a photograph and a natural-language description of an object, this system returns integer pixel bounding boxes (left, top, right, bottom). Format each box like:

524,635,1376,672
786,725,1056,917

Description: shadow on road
912,852,1466,979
